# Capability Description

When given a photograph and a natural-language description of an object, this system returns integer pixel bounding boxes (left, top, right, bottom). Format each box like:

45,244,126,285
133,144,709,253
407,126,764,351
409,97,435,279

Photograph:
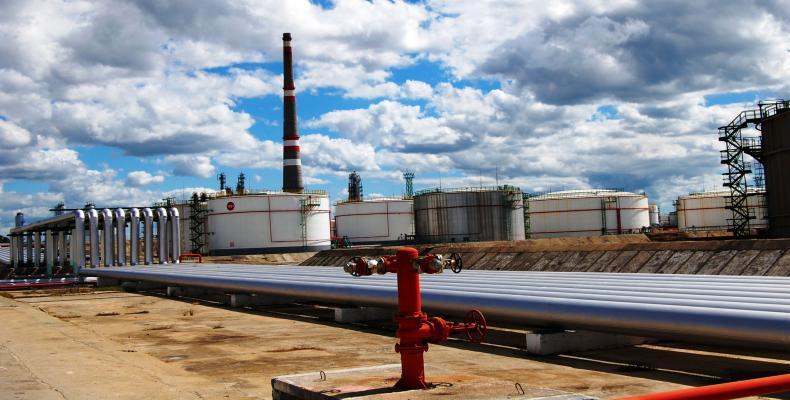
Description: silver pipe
26,233,33,266
156,208,168,264
493,271,790,283
169,207,180,264
125,266,790,312
142,208,153,265
10,235,18,268
73,210,85,271
175,267,790,300
115,208,126,266
129,208,139,266
101,208,114,267
60,231,68,266
88,209,99,268
79,266,790,349
44,230,54,272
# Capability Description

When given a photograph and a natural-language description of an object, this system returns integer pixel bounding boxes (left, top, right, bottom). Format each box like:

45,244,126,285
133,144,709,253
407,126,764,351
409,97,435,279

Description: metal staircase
718,100,789,237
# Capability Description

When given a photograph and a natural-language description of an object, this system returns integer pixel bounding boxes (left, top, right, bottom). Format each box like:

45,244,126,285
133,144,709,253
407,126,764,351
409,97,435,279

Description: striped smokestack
282,32,303,193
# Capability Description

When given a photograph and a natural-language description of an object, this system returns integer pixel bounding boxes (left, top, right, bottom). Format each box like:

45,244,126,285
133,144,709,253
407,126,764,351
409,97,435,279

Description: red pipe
616,373,790,400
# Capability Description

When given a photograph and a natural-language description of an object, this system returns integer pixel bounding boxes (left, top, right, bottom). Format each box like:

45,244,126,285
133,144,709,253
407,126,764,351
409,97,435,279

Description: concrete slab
230,293,295,308
526,330,651,356
585,251,620,272
657,251,694,274
637,250,674,273
599,250,637,272
765,250,790,276
575,251,605,272
696,250,738,275
673,251,714,274
333,306,393,323
718,250,761,275
619,251,655,273
272,364,597,400
741,250,783,275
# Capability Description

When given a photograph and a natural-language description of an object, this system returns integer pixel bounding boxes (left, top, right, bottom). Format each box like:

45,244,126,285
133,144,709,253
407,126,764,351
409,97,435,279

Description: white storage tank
676,190,767,232
649,204,660,227
335,198,414,244
207,192,331,255
527,189,650,238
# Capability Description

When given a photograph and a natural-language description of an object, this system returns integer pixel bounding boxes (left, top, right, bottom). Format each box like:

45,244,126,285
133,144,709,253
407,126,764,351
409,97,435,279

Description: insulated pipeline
108,266,790,311
79,265,790,349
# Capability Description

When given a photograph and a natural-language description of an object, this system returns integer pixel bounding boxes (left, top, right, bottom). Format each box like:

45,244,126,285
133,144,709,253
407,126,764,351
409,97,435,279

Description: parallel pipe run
168,207,180,264
88,209,99,268
616,373,790,400
129,208,139,266
73,210,85,270
156,208,168,264
101,208,114,267
131,266,790,304
142,208,153,265
115,208,126,266
79,265,790,349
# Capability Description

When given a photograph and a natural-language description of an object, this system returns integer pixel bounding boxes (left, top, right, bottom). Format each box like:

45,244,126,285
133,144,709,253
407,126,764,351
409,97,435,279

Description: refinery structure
1,32,789,400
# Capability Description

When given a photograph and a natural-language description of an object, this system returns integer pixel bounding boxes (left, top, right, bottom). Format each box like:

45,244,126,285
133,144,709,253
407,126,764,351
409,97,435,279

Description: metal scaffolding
718,100,788,237
189,193,208,254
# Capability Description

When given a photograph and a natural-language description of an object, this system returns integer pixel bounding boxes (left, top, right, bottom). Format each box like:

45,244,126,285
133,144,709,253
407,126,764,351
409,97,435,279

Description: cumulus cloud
165,154,216,178
125,170,165,187
2,0,789,226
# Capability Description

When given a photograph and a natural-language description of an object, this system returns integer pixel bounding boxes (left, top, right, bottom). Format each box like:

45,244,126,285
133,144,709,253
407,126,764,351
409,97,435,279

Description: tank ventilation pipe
345,248,484,390
168,207,180,263
101,208,114,267
156,208,168,264
88,208,99,268
72,210,85,272
115,208,126,266
142,208,153,265
616,373,790,400
129,208,140,266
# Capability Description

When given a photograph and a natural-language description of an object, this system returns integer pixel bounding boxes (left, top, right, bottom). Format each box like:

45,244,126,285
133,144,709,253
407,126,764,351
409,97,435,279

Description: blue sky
0,0,788,231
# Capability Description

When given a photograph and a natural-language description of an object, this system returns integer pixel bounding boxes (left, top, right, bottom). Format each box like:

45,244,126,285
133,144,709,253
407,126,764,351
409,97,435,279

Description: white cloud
125,170,165,187
0,120,32,147
165,154,216,178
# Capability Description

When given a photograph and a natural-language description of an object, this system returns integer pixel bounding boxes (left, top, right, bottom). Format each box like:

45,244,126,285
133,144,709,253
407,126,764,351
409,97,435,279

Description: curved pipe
615,373,790,400
72,210,85,271
79,266,790,349
101,209,114,267
129,208,139,266
87,209,99,268
168,207,180,264
156,208,168,264
142,208,153,265
115,208,126,266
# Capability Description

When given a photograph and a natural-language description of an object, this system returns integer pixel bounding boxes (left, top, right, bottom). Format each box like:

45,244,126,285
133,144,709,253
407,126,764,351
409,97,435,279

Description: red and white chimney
282,32,304,193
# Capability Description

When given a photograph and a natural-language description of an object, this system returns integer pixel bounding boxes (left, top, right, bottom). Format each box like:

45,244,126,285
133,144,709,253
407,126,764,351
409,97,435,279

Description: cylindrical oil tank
207,192,331,255
414,187,525,243
761,106,790,237
527,189,650,239
648,204,659,226
676,191,767,233
335,199,413,244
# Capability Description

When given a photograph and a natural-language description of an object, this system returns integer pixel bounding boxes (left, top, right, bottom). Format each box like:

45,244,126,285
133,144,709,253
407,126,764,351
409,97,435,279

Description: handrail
616,373,790,400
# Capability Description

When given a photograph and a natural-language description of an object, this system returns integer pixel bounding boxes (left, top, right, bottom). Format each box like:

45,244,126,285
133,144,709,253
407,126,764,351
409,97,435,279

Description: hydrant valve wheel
449,253,463,273
464,309,487,344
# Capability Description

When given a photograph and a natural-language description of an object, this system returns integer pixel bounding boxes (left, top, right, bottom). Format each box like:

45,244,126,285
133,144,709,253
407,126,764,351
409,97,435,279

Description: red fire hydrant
344,247,486,390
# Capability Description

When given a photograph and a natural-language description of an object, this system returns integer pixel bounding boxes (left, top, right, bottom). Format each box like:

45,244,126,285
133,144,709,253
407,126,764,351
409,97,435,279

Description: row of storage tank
184,187,768,254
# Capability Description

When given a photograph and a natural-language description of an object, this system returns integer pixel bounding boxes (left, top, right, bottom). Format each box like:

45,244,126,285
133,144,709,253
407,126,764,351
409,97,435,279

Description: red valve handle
464,309,487,344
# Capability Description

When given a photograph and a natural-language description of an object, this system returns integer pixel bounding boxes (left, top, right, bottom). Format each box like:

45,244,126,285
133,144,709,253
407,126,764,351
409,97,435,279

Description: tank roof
528,189,644,200
414,186,522,196
682,189,765,199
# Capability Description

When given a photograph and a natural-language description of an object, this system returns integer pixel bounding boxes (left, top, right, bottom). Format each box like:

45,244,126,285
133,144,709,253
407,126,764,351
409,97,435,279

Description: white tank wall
649,204,660,226
677,192,767,232
528,192,650,238
207,194,331,254
335,199,414,243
